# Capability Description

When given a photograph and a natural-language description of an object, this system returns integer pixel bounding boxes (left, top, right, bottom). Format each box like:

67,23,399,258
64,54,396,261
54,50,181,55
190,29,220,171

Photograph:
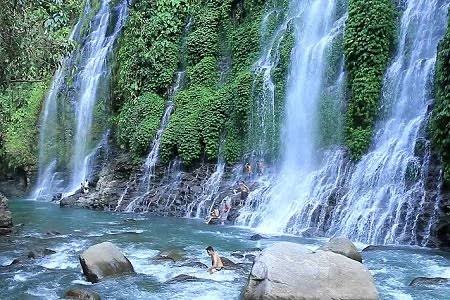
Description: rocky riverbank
0,192,13,235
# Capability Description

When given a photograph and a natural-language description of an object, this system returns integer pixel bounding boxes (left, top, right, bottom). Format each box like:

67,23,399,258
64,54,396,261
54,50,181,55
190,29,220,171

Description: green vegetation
0,0,82,172
343,0,396,159
431,11,450,186
114,0,291,165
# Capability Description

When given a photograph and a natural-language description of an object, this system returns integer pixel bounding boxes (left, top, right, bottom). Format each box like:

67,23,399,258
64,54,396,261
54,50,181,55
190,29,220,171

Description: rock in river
244,242,378,300
409,277,450,287
64,288,100,300
79,242,135,283
0,192,13,235
319,237,362,262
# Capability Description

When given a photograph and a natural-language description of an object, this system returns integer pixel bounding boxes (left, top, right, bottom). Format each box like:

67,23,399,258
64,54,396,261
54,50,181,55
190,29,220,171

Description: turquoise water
0,200,449,299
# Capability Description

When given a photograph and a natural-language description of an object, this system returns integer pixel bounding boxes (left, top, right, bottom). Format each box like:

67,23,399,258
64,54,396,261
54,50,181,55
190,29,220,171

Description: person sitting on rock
256,160,265,176
234,181,250,205
244,162,253,178
206,246,224,274
82,180,89,194
206,207,220,224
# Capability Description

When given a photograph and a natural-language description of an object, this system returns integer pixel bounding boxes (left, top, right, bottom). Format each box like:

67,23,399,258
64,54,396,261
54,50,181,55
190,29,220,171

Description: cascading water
326,0,450,245
249,2,295,159
33,0,129,199
237,0,347,233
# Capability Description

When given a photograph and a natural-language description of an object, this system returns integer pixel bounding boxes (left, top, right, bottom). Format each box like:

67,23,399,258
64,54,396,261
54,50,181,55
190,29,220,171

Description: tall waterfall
327,0,450,245
237,0,347,233
33,0,129,199
241,0,450,247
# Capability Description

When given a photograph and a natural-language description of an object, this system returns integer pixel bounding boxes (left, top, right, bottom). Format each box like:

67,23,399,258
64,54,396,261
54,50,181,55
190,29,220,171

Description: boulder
79,242,135,283
244,242,378,300
0,193,13,235
409,277,450,287
64,288,100,300
319,237,362,262
249,234,267,241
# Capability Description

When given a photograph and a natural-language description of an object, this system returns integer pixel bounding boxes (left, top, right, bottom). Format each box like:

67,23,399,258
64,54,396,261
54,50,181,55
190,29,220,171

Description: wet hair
206,246,214,252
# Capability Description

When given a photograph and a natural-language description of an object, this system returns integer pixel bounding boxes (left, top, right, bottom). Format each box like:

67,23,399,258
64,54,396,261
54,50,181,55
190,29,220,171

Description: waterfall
327,0,450,245
33,0,129,199
249,3,295,160
123,71,186,212
237,0,347,233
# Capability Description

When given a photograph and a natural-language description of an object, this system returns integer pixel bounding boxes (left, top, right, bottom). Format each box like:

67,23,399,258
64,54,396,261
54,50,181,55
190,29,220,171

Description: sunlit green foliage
343,0,396,159
431,11,450,186
0,0,83,172
0,83,47,169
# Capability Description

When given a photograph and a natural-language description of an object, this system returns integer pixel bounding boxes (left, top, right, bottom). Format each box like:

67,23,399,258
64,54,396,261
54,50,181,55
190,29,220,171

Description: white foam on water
71,279,93,285
26,286,58,300
427,264,450,278
13,273,28,282
38,240,87,270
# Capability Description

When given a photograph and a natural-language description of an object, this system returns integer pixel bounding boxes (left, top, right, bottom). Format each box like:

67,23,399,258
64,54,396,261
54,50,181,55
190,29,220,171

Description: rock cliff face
0,192,13,235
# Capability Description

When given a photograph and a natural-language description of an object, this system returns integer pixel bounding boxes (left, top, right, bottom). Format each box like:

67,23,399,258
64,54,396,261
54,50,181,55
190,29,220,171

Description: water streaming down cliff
123,72,186,212
241,0,450,247
248,3,296,160
326,0,450,246
33,0,129,199
237,0,347,233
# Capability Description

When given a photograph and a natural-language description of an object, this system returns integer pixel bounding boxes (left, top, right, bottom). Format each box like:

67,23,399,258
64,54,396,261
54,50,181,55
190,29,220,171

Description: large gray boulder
319,237,362,262
244,242,378,300
79,242,135,283
0,193,13,235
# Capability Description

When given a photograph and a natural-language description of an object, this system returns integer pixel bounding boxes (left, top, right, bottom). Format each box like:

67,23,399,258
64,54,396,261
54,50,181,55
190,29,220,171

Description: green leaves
430,9,450,186
343,0,396,159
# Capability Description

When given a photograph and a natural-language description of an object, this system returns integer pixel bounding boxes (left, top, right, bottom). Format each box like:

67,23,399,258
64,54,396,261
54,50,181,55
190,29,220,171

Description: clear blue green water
1,199,449,299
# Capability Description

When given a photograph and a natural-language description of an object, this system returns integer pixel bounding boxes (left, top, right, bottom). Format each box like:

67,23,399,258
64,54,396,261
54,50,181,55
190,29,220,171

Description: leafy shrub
343,0,396,159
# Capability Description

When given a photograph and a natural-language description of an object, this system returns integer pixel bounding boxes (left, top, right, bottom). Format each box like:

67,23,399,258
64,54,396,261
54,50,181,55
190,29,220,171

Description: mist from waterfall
33,0,129,199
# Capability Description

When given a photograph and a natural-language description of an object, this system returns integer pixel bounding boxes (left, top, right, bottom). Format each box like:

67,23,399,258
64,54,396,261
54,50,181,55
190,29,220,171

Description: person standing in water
206,246,224,274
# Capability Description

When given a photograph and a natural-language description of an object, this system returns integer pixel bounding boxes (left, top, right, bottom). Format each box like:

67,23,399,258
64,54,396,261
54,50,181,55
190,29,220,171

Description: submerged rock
27,248,57,259
64,288,100,300
409,277,450,287
249,234,267,241
231,253,244,259
0,193,13,235
79,242,135,283
319,237,362,262
244,242,378,300
165,274,203,284
245,254,256,262
220,257,239,269
179,261,208,269
155,248,186,262
362,245,409,252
